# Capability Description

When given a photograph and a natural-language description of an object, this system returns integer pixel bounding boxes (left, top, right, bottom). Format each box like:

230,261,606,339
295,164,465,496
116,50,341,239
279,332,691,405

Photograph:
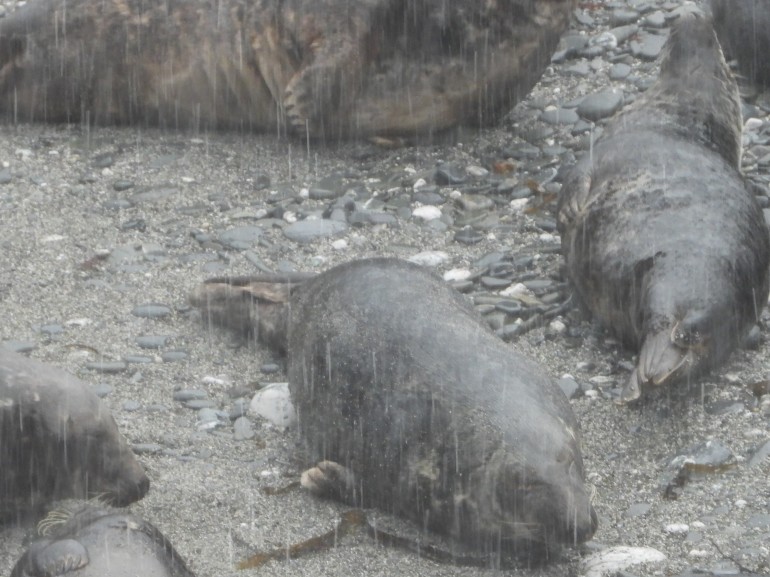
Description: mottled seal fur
0,349,150,520
190,258,597,559
711,0,770,90
0,0,574,140
11,503,195,577
557,9,770,402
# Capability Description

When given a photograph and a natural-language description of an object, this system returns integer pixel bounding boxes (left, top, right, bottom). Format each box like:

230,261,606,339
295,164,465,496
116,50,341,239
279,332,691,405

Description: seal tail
619,329,695,403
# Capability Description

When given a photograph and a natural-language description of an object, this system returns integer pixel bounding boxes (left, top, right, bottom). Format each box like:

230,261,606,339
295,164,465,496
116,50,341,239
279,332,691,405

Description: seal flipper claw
28,539,89,577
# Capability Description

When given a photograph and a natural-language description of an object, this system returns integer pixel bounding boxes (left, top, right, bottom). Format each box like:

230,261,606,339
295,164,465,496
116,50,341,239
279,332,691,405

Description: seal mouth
99,474,151,507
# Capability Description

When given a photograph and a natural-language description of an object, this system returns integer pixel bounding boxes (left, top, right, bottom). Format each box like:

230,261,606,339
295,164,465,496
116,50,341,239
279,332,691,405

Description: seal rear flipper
26,538,89,577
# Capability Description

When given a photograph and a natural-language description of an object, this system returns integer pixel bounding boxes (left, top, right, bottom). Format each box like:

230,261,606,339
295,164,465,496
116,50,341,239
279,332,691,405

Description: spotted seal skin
557,9,770,403
190,258,597,559
711,0,770,90
10,504,195,577
0,349,150,520
0,0,574,140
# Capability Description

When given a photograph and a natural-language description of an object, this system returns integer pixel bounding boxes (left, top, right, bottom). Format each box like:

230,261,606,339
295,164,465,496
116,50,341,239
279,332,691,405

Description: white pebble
745,117,764,131
299,187,309,198
64,318,93,327
412,205,442,221
510,198,529,212
443,268,472,282
331,239,348,251
412,178,427,190
664,523,689,534
448,189,462,199
408,251,449,267
202,376,231,386
40,234,67,243
735,499,747,509
249,383,296,429
181,176,195,183
466,165,489,177
539,232,556,243
283,211,298,223
500,283,533,297
581,546,666,577
15,148,32,160
549,319,567,334
687,549,710,558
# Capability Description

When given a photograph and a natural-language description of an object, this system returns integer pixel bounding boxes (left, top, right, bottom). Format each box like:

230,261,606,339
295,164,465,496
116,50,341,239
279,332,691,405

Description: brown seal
0,0,575,140
11,503,195,577
190,258,597,561
711,0,770,90
0,349,150,520
557,8,770,402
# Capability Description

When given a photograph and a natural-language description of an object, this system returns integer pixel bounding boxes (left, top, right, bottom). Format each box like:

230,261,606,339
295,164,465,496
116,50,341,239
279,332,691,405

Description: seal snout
110,473,150,507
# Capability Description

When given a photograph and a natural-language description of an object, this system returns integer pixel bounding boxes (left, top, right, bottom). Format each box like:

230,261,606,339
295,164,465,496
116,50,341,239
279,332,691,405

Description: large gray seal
0,349,150,520
557,9,770,403
711,0,770,90
190,258,597,560
0,0,574,140
11,503,195,577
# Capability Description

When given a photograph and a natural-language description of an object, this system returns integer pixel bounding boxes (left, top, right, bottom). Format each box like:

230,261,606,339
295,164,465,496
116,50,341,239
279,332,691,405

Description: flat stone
282,219,348,243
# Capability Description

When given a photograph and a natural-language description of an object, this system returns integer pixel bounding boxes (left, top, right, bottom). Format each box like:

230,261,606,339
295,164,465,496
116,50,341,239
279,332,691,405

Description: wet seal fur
0,0,574,140
711,0,770,90
0,349,150,521
190,258,597,561
11,503,195,577
557,9,770,402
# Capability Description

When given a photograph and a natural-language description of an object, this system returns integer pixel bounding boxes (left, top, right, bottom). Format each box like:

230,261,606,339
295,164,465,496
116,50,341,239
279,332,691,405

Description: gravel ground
1,0,770,576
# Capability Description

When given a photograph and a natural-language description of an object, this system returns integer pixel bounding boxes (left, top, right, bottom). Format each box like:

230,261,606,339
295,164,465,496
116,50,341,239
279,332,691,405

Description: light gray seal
11,503,195,577
0,0,575,140
190,258,597,561
0,349,150,520
557,9,770,402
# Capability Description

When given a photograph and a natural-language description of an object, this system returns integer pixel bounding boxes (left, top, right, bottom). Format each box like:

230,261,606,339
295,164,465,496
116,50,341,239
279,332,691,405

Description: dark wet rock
260,362,281,374
480,276,511,289
308,186,341,200
136,335,170,349
414,189,444,205
86,361,128,374
454,228,483,245
643,10,666,28
132,303,172,318
124,355,154,364
172,389,208,402
218,226,264,250
541,107,580,125
92,153,114,168
435,163,467,186
630,31,668,61
609,24,639,44
112,179,134,191
565,62,591,77
611,9,639,26
132,185,178,203
660,440,737,498
162,349,188,362
609,63,632,80
577,88,625,121
282,219,348,243
184,399,217,410
120,218,147,232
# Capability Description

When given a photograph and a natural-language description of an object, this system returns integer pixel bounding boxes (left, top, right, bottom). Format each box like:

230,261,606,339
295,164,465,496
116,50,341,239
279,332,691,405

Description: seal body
0,0,574,139
711,0,770,90
0,349,150,520
190,258,597,558
557,9,770,402
10,504,195,577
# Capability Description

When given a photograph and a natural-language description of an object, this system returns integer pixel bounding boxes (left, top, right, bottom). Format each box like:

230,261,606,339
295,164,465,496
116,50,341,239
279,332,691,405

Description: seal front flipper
19,539,89,577
301,460,358,504
557,157,594,229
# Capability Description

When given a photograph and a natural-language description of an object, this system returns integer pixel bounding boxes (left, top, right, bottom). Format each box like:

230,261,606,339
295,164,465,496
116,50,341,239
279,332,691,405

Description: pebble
577,88,625,121
86,361,128,373
218,226,264,250
282,219,348,243
581,546,666,577
630,31,668,61
233,416,255,441
249,383,296,429
132,303,173,318
136,335,170,349
407,251,449,267
412,205,442,221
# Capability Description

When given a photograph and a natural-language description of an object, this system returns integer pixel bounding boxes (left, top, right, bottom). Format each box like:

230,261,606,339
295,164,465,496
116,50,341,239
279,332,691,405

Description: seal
0,349,150,520
557,9,770,402
10,503,196,577
711,0,770,90
190,258,597,560
0,0,575,140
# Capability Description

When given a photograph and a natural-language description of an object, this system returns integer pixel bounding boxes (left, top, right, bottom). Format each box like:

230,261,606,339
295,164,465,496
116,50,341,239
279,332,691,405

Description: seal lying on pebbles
0,0,574,140
10,503,195,577
711,0,770,90
0,349,150,519
191,258,597,559
557,9,770,402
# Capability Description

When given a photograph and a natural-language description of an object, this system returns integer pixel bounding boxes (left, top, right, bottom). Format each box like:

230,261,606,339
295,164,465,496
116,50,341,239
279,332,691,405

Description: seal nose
112,473,150,506
569,502,598,544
